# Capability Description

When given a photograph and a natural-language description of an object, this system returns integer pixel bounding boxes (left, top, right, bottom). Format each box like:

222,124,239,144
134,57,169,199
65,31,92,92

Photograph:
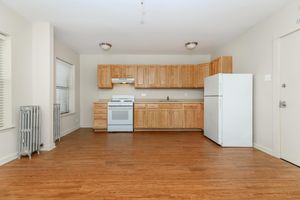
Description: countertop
95,99,204,103
135,99,204,103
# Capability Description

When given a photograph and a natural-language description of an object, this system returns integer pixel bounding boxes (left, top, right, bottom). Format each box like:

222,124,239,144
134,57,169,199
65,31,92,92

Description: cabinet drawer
94,108,107,114
94,114,107,120
135,104,147,109
94,103,107,109
159,104,183,109
147,104,159,109
183,104,201,109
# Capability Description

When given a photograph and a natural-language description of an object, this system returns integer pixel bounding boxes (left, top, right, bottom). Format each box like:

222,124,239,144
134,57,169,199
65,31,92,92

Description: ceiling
1,0,290,54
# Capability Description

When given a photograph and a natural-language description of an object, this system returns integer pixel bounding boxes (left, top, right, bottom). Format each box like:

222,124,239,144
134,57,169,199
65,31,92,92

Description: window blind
0,34,11,129
56,59,73,114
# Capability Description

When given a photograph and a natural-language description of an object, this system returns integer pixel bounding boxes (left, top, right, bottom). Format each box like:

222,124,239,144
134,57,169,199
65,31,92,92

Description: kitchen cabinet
180,65,194,88
134,102,203,130
209,56,232,76
157,65,168,88
97,62,215,89
147,104,160,128
194,64,210,88
134,104,147,128
93,102,108,130
168,65,181,88
111,65,136,78
148,66,158,88
135,66,149,88
98,65,112,88
184,104,203,129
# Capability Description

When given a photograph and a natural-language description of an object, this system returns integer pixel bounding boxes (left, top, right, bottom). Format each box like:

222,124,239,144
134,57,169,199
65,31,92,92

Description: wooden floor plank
0,129,299,199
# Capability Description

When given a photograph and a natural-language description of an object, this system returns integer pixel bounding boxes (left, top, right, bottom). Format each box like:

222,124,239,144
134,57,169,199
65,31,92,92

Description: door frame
272,27,300,158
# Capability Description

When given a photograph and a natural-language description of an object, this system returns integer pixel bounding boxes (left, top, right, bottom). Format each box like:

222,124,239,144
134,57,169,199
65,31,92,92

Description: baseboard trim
254,143,273,156
0,152,18,166
61,127,80,137
41,142,56,151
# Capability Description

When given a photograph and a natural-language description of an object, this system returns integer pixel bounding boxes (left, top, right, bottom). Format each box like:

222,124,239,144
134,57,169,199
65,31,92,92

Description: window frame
55,58,75,116
0,33,13,131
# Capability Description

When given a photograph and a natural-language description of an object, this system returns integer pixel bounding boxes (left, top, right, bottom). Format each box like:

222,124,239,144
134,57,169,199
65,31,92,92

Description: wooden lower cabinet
93,102,108,130
134,104,147,128
184,104,203,129
134,103,203,130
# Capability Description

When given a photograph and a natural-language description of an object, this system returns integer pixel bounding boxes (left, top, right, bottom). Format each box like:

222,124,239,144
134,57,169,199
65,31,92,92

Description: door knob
279,101,287,108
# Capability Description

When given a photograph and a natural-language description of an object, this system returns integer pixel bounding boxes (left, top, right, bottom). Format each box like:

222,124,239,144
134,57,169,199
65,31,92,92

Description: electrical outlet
184,93,188,97
141,93,147,97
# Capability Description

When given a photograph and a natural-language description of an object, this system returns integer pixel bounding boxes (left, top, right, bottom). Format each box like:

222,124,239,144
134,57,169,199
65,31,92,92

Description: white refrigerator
204,74,253,147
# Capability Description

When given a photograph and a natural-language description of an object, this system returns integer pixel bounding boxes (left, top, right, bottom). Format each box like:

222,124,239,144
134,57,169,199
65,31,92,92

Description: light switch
264,74,272,82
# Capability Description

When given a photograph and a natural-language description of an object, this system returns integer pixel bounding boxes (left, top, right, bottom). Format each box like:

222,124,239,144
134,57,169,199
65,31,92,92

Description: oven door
108,105,133,125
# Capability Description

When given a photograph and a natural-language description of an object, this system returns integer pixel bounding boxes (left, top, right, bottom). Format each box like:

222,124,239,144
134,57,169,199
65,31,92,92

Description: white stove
107,95,134,132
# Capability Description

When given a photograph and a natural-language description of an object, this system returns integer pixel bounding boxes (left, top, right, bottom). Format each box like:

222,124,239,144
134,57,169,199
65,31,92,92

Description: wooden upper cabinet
111,65,136,78
157,65,168,88
148,65,158,88
180,65,194,88
135,65,149,88
209,56,232,76
111,65,123,78
194,63,210,88
98,65,112,88
125,65,136,78
168,65,181,88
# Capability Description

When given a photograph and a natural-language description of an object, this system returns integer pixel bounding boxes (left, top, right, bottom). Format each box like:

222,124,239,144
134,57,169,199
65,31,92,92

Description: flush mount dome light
185,42,198,50
99,43,112,51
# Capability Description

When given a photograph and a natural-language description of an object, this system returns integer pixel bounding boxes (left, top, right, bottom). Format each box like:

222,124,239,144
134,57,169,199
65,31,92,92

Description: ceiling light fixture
185,42,198,50
99,43,112,51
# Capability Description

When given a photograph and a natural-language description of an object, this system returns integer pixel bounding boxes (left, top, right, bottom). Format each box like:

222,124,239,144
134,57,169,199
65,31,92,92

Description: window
0,34,12,130
55,58,74,114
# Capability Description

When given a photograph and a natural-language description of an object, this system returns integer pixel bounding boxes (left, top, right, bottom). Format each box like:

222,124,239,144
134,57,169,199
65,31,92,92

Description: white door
204,96,222,145
280,30,300,167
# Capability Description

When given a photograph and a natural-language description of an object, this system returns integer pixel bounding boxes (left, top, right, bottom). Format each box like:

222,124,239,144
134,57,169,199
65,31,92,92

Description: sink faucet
167,96,170,101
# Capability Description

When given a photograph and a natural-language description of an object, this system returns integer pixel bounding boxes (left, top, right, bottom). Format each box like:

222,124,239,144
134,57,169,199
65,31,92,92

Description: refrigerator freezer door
204,74,222,96
221,74,253,147
204,96,222,145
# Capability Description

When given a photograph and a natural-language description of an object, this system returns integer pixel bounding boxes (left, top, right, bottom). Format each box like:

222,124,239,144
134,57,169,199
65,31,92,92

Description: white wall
54,39,80,136
0,2,33,165
80,54,210,127
32,22,55,151
212,0,300,155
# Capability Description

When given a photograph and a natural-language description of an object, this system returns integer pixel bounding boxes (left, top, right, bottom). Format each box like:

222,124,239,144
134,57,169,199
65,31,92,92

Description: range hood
112,78,135,84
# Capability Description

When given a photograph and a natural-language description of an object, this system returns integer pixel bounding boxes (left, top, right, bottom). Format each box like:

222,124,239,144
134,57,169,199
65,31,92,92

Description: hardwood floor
0,129,299,200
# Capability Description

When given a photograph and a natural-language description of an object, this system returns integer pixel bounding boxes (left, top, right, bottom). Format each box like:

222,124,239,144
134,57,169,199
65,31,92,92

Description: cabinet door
111,65,124,78
134,108,147,128
135,66,148,88
98,65,112,88
184,104,202,128
219,56,233,74
168,109,184,128
194,64,209,88
148,65,158,88
158,109,169,128
168,65,181,88
180,65,194,88
147,109,160,128
125,65,136,78
209,59,218,76
157,65,168,88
